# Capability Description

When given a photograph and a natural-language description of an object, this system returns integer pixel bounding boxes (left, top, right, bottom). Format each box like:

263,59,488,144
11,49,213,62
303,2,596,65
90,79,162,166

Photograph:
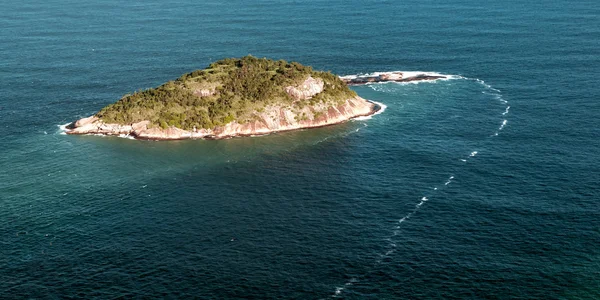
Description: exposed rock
131,120,150,133
400,75,445,82
285,76,324,100
65,96,378,140
67,120,132,136
341,72,445,85
74,115,98,127
193,89,216,97
135,126,191,140
379,72,402,81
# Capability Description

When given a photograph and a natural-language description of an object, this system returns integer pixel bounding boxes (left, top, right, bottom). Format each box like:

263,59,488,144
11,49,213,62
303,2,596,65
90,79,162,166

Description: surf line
331,75,510,298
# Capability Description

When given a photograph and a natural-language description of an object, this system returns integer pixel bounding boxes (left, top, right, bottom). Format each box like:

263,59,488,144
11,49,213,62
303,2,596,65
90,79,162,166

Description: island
65,56,445,140
340,72,446,85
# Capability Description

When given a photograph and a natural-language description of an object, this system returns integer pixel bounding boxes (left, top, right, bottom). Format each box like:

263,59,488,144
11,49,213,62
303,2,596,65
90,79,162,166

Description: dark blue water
1,0,599,298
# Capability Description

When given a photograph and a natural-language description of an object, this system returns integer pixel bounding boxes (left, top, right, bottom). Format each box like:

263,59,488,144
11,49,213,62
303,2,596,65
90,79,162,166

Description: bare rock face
131,120,150,133
65,96,378,140
74,115,98,127
285,76,324,100
67,119,133,136
135,126,192,140
379,72,402,81
341,72,444,85
210,96,376,138
193,89,216,97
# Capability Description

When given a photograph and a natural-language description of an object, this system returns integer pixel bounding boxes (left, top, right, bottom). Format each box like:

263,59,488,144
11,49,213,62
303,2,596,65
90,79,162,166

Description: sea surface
1,0,599,298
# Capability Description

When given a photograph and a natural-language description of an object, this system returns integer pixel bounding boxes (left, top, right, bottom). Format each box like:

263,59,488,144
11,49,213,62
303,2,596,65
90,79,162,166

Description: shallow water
1,0,599,298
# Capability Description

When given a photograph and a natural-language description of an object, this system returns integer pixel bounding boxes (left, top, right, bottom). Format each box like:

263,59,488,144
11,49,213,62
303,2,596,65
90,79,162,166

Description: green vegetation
96,56,357,130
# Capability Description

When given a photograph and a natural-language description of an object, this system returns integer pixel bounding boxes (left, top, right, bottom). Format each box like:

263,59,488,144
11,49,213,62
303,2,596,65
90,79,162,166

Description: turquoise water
1,0,599,298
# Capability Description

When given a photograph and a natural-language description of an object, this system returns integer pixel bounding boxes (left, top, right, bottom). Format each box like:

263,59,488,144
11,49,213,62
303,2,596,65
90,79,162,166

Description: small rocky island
340,72,446,85
66,56,446,140
66,56,380,140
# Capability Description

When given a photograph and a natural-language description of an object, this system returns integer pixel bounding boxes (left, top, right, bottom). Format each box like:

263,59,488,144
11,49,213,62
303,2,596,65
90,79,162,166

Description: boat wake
331,74,510,298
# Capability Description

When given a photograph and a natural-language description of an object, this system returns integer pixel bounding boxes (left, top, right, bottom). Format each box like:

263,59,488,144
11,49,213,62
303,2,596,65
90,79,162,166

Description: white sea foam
57,123,70,131
56,123,138,140
56,122,71,135
353,100,387,121
473,78,501,93
371,101,387,115
341,71,454,80
333,172,460,296
340,71,462,87
331,74,511,298
499,119,507,130
57,127,139,140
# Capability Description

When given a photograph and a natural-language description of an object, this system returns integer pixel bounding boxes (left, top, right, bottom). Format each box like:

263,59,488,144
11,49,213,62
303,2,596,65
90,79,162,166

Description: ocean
1,0,599,298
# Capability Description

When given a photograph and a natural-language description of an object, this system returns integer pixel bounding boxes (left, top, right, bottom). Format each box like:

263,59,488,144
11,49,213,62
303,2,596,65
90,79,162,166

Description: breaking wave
57,122,70,135
353,100,388,121
340,71,461,83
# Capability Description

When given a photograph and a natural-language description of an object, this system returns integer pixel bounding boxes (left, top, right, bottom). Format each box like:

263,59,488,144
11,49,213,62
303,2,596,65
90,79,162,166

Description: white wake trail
331,74,510,298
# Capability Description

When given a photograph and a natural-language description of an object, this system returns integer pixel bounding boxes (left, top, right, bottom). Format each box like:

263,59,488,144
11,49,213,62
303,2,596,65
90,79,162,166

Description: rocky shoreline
65,96,380,140
340,72,446,85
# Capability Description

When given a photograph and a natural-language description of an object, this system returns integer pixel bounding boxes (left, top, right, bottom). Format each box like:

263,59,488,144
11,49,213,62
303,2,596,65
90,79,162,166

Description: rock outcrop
285,76,324,100
66,96,378,140
193,88,216,97
340,72,446,85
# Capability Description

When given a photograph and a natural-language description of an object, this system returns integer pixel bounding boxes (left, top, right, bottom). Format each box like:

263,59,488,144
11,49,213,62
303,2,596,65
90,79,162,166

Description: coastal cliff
67,95,377,140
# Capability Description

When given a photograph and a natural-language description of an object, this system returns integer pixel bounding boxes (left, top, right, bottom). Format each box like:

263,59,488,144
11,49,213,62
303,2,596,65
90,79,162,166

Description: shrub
96,56,356,130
